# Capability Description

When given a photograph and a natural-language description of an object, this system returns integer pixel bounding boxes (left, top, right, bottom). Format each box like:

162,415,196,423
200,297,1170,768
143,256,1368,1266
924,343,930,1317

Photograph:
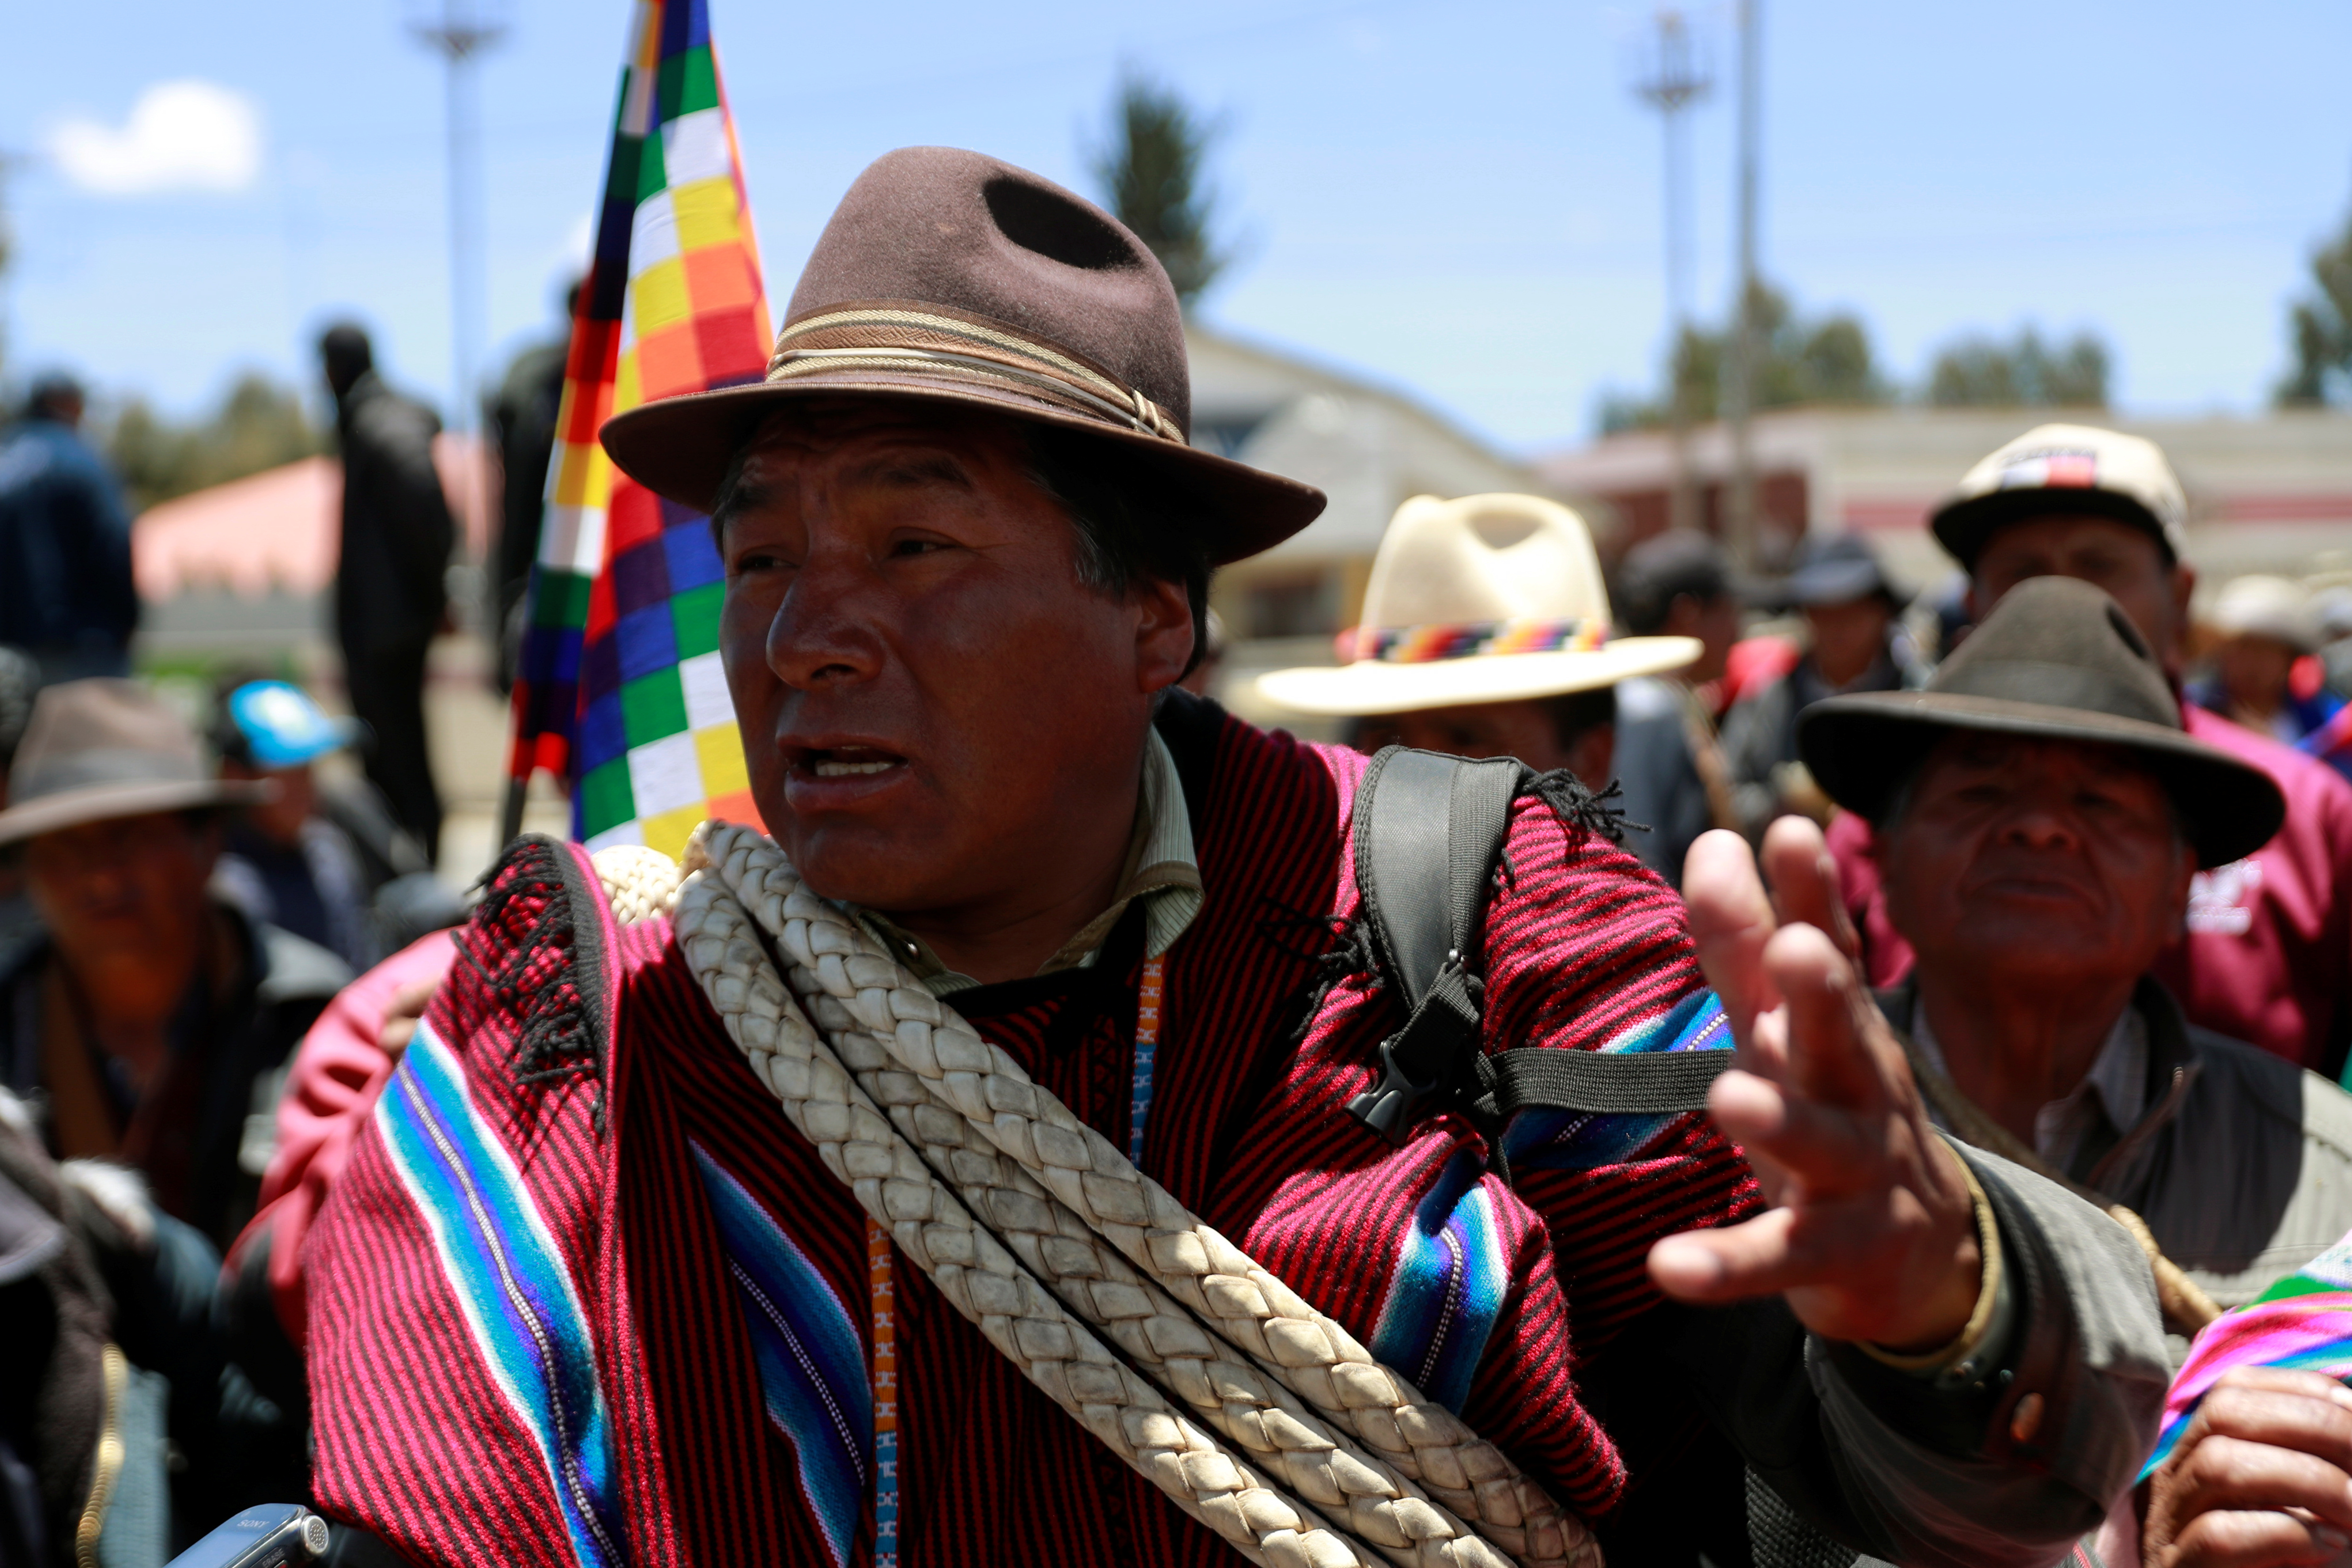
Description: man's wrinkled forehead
716,400,1023,529
1927,729,2154,780
1975,511,2169,576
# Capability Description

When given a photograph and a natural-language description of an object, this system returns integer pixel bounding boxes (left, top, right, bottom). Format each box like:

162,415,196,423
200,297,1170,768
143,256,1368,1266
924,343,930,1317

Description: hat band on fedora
1349,616,1606,665
765,305,1187,445
15,746,206,803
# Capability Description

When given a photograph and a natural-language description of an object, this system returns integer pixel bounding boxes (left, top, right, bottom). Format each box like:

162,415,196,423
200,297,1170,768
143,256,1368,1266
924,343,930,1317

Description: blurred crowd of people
0,329,474,1562
7,290,2352,1567
1253,420,2352,1559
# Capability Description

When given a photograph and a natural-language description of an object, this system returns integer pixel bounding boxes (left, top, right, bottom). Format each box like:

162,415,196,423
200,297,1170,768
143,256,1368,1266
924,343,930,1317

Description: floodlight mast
412,0,507,582
1722,0,1762,572
1634,9,1711,538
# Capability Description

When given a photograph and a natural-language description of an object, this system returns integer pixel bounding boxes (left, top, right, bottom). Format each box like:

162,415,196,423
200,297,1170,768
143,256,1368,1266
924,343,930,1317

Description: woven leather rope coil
669,822,1597,1568
671,851,1377,1568
593,844,687,927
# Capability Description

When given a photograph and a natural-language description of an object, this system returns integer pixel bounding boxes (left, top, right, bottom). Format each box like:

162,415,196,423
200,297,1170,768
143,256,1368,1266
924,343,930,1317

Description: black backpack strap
1343,746,1736,1149
1473,1044,1734,1121
1344,747,1523,1143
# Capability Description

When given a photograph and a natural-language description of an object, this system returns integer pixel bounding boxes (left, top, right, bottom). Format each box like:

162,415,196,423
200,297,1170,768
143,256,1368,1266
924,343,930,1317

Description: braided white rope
680,823,1595,1568
591,845,685,927
677,842,1534,1568
672,846,1382,1567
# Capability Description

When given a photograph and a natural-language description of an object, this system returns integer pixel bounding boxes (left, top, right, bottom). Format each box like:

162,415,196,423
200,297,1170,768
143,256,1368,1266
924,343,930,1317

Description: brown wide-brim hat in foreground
602,147,1326,567
1795,575,2283,868
0,678,272,846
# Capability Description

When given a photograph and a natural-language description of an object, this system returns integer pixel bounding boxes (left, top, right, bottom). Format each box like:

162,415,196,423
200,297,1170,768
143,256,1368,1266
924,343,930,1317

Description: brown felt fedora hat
1796,575,2283,868
0,679,272,846
601,146,1326,566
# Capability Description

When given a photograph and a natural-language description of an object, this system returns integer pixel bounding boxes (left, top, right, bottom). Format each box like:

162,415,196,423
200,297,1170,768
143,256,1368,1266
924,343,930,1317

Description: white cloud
50,80,263,196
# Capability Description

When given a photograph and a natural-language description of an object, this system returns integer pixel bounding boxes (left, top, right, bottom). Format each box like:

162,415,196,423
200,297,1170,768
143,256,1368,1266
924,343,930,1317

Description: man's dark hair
1617,529,1731,635
23,372,84,423
318,323,375,389
204,665,280,769
1539,685,1616,752
1022,423,1213,678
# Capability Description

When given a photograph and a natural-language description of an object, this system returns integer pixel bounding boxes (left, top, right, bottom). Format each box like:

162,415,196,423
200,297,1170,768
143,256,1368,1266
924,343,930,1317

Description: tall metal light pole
1635,10,1712,536
412,0,505,538
1720,0,1763,571
0,150,23,385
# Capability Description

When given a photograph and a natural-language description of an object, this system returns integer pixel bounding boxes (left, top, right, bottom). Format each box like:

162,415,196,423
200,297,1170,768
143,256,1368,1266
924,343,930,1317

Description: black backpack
1343,745,1737,1165
1345,746,1870,1568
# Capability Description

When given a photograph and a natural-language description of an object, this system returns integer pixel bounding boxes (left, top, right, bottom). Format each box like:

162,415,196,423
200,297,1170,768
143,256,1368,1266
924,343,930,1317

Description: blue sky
6,0,2348,455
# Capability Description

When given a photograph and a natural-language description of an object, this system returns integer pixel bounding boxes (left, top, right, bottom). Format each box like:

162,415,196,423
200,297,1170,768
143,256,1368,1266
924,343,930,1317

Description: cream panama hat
1254,494,1701,717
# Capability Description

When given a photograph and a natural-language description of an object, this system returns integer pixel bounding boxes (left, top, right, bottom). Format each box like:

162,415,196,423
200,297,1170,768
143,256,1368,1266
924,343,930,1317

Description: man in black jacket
319,325,454,865
0,375,139,688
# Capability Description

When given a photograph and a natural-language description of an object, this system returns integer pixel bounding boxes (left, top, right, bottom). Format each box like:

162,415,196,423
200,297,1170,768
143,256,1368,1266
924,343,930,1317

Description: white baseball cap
2208,575,2322,655
1931,423,2190,569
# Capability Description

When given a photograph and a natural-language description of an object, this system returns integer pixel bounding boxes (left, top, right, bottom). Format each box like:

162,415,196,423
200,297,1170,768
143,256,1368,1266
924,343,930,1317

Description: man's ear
1134,577,1198,695
2169,562,2197,639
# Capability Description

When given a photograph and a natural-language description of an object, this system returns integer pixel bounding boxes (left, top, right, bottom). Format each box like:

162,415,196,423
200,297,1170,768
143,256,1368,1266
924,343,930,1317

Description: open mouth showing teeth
802,748,906,779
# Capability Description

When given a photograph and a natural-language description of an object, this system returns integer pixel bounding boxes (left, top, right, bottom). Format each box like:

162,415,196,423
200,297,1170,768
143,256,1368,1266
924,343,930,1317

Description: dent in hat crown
1356,493,1613,639
784,146,1191,436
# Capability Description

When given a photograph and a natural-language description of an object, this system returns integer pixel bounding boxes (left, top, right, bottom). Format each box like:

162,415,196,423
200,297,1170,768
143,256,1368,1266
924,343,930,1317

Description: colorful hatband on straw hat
1254,494,1700,717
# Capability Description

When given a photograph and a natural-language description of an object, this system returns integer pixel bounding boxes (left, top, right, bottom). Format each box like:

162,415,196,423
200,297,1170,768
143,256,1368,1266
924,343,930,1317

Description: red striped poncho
303,697,1759,1567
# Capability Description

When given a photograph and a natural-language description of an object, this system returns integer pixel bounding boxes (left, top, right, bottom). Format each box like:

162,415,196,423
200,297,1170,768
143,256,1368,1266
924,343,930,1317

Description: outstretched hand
1648,819,1984,1353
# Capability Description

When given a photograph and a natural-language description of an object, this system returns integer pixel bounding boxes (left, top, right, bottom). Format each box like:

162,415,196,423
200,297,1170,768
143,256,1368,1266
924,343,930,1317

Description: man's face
1663,591,1740,687
1800,596,1892,683
221,758,312,848
1353,699,1612,786
717,403,1194,916
2212,634,2299,715
1972,514,2194,668
22,812,219,980
1879,732,2193,989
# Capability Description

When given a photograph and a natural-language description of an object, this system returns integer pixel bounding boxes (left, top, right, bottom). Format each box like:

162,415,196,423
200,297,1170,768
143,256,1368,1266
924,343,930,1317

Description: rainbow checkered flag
506,0,770,859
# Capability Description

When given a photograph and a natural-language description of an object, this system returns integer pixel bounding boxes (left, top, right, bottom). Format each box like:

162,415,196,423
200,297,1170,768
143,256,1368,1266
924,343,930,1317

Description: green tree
105,370,324,513
1090,70,1226,308
1926,326,2109,408
1599,281,1887,433
2277,209,2352,406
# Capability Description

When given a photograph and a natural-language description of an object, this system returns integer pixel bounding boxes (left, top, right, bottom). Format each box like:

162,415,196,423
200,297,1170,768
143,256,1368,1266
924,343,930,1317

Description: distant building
1186,325,1558,724
1535,406,2352,594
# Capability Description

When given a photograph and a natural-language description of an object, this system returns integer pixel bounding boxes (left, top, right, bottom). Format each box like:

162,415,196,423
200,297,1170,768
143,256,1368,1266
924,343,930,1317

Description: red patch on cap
2044,453,2098,487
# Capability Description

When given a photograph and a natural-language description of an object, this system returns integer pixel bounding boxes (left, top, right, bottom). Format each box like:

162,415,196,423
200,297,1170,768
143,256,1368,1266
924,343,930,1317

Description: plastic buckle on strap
1346,1032,1444,1145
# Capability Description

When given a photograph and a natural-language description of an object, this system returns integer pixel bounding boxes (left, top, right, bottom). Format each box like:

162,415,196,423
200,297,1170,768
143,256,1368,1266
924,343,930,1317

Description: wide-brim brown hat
0,678,272,846
1796,576,2282,868
601,147,1325,567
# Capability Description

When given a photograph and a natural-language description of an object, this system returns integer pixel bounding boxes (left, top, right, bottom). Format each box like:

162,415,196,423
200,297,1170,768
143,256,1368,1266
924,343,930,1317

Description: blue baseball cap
226,681,359,768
